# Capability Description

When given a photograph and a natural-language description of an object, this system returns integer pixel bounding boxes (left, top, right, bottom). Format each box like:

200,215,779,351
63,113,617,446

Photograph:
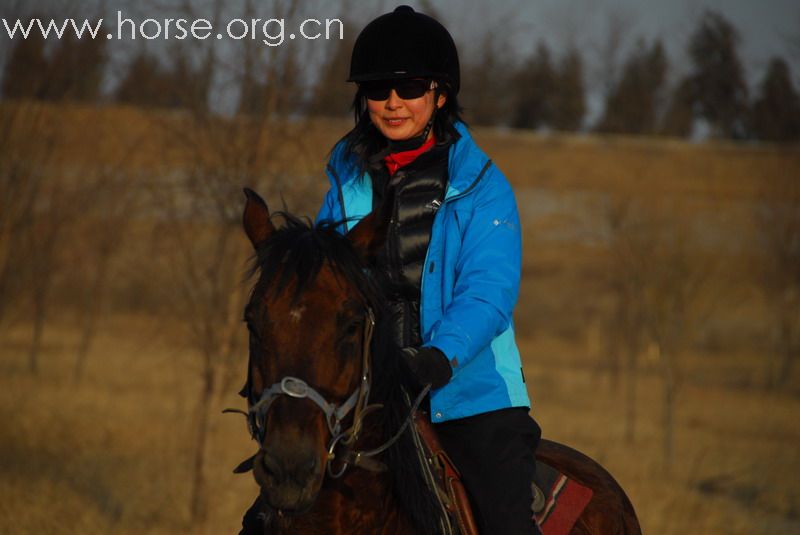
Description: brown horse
233,188,641,534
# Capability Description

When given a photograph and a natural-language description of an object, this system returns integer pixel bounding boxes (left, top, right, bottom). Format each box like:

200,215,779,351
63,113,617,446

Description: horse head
239,187,391,514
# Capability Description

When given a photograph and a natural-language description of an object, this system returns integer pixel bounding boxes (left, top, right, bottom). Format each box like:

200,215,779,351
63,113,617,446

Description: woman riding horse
289,6,541,533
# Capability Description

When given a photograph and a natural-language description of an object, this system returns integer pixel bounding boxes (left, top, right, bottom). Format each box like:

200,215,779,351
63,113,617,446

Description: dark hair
337,80,465,175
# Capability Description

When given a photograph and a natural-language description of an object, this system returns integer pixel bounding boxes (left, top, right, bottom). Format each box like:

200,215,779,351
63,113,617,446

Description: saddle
412,413,591,535
411,411,479,535
532,460,594,535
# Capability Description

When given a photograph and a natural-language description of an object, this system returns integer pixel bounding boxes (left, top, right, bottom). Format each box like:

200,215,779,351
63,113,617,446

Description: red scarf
384,135,436,176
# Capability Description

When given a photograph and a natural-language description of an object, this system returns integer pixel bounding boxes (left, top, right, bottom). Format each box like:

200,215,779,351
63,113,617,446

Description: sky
2,0,798,119
4,0,793,80
421,0,799,83
387,0,800,123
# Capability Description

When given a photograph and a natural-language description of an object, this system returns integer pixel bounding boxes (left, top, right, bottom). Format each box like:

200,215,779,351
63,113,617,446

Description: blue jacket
316,122,530,422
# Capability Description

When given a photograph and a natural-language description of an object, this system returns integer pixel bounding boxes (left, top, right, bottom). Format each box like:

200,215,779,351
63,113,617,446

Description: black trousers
434,407,542,535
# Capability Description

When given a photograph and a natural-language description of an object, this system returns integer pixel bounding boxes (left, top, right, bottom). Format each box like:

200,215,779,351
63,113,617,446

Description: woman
316,6,542,534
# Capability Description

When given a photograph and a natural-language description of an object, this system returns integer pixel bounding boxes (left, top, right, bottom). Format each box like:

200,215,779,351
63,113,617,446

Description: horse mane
368,310,447,535
248,213,446,535
247,213,370,304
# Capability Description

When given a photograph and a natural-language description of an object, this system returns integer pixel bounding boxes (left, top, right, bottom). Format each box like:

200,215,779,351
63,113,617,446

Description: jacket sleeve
425,167,521,371
316,143,350,232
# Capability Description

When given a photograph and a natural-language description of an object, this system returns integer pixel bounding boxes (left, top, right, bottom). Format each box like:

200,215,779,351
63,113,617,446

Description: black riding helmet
348,5,460,96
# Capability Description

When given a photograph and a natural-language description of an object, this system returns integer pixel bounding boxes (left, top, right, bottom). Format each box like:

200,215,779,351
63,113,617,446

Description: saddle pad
534,462,593,535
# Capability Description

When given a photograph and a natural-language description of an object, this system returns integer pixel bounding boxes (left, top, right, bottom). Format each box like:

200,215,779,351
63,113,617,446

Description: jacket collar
328,121,490,202
445,122,490,200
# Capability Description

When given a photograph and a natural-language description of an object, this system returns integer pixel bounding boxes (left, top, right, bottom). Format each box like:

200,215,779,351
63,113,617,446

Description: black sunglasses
359,78,434,101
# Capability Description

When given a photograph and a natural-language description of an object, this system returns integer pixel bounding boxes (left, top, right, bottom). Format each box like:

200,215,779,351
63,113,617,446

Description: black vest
370,143,449,348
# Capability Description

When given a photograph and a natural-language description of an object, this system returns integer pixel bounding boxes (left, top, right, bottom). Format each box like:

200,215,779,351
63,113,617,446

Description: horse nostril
307,457,318,473
261,451,283,480
293,456,320,483
294,457,318,480
259,448,321,486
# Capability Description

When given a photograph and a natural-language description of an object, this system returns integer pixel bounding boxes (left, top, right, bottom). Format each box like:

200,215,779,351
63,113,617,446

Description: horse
232,187,641,534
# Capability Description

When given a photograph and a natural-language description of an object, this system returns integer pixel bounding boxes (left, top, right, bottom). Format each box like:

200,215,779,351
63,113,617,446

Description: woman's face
365,80,447,141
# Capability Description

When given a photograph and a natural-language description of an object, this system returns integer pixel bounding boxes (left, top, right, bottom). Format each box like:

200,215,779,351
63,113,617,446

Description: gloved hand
401,346,452,389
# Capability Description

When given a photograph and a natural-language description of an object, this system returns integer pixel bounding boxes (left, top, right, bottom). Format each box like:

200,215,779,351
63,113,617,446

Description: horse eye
344,321,361,337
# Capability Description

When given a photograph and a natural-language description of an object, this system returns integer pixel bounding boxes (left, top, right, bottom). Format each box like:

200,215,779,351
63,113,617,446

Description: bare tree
25,176,69,373
72,169,138,381
602,196,715,466
0,3,58,331
640,221,701,469
0,105,48,330
754,171,800,389
306,18,356,119
0,1,111,371
602,196,651,443
137,0,327,522
0,105,67,366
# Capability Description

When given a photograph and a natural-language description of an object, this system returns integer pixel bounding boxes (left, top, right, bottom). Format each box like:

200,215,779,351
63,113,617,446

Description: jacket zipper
419,158,494,343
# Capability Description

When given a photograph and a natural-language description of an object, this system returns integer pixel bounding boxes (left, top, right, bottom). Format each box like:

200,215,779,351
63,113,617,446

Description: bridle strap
338,308,376,444
249,376,363,437
325,383,430,477
351,384,430,458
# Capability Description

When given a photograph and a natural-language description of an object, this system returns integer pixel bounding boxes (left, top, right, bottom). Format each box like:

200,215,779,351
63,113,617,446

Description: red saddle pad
534,473,594,535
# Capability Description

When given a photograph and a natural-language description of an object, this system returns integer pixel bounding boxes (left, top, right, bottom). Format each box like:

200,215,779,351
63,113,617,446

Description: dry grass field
1,104,798,534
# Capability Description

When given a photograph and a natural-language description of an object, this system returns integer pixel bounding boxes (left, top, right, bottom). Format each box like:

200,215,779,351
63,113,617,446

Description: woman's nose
385,89,403,109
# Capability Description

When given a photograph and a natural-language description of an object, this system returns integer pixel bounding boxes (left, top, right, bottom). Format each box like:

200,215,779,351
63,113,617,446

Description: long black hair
337,79,465,175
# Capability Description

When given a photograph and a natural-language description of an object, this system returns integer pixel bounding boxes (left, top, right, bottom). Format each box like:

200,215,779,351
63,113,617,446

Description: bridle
245,307,380,478
226,307,429,479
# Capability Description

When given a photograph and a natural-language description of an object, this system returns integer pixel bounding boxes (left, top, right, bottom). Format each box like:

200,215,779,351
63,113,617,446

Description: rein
225,307,429,479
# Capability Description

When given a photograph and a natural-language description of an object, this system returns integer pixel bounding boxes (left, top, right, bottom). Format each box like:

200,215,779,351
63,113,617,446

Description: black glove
401,346,452,389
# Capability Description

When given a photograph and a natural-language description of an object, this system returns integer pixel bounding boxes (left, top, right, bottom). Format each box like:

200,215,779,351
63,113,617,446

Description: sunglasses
360,78,434,101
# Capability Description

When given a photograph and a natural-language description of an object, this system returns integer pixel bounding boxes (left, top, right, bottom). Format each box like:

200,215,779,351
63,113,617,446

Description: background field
0,104,798,534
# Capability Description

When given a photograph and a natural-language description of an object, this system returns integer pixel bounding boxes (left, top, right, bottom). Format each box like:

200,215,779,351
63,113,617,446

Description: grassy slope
1,104,799,534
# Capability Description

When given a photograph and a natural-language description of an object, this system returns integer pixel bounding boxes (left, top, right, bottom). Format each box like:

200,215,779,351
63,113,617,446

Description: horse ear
243,188,275,248
346,185,395,265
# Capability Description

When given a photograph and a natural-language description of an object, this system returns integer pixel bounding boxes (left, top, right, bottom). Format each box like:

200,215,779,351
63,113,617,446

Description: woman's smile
366,86,446,141
384,117,409,126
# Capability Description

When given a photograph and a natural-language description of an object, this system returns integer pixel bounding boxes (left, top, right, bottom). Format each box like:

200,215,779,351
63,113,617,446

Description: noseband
250,375,363,439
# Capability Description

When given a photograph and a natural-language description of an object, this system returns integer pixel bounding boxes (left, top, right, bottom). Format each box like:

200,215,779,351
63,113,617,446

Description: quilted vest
370,143,449,348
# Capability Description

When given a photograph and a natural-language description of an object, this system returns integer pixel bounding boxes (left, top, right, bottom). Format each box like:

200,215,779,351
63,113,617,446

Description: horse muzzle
254,445,325,512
